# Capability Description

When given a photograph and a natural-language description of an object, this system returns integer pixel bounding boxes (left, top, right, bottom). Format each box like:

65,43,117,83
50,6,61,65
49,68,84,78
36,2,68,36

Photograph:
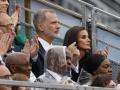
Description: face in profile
47,47,72,76
94,59,112,76
0,13,14,35
14,62,31,78
40,12,60,38
77,30,90,50
12,55,31,78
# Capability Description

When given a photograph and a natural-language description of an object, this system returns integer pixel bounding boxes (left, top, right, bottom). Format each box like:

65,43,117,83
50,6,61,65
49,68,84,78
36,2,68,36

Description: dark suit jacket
31,41,45,78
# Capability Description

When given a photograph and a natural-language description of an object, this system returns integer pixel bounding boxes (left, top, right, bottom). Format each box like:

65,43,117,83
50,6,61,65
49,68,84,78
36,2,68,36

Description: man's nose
5,0,9,6
56,22,60,29
108,67,112,73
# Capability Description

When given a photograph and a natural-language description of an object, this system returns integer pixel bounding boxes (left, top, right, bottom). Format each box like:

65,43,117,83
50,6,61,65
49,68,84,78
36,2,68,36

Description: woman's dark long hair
63,26,85,48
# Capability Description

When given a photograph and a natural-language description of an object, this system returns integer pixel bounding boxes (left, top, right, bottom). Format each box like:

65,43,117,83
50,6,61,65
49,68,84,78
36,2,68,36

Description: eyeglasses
0,74,13,79
0,24,14,29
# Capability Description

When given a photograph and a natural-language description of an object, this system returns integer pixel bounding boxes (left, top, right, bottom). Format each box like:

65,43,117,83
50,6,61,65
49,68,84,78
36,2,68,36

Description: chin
86,47,91,50
81,46,91,49
54,34,60,38
83,47,91,50
79,47,91,52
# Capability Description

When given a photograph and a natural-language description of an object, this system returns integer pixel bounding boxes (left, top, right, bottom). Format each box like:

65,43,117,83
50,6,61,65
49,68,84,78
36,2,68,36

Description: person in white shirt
31,9,60,78
0,0,21,64
35,46,78,90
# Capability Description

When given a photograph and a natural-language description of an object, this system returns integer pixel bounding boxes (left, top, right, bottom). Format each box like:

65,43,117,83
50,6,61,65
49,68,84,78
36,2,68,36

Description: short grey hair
33,9,56,31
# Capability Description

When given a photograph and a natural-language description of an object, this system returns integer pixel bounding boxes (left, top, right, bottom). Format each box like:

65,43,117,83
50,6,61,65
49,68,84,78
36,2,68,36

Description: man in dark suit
31,9,60,78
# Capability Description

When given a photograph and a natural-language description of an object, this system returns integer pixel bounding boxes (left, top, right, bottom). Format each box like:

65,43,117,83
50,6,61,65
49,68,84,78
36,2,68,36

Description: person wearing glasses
0,13,15,35
0,13,15,65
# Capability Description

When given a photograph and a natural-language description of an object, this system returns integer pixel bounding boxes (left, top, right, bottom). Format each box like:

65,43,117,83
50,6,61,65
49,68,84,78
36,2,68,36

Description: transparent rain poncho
44,46,72,78
35,46,79,89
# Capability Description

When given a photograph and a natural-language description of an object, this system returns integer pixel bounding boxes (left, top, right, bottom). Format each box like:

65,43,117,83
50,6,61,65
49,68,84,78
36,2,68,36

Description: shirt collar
47,69,62,82
38,37,52,52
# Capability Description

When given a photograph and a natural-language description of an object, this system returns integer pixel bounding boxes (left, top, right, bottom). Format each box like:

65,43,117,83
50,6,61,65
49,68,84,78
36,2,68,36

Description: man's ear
10,65,17,73
37,24,44,32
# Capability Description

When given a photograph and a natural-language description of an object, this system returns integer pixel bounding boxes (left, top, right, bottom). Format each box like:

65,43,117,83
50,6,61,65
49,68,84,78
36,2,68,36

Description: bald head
5,52,31,77
5,52,30,67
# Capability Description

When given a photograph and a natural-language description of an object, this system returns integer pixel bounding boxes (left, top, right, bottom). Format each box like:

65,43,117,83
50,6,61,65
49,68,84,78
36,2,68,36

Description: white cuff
32,54,38,62
71,63,79,73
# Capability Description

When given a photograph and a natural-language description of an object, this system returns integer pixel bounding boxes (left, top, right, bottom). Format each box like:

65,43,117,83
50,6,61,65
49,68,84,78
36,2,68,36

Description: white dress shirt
38,37,52,52
32,37,52,62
